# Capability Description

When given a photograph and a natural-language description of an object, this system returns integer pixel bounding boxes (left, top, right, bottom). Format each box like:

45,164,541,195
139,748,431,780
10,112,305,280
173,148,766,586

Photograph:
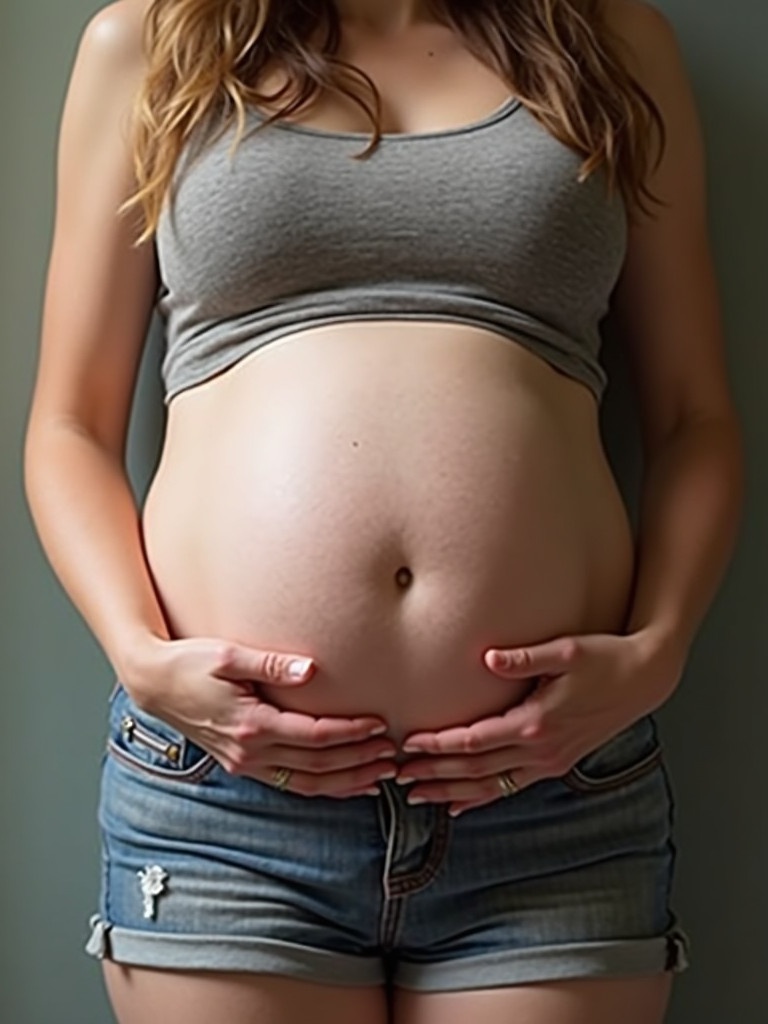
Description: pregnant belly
142,321,635,743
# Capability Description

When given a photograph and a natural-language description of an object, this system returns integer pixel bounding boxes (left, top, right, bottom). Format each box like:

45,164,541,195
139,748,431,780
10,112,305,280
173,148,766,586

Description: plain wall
1,2,764,1021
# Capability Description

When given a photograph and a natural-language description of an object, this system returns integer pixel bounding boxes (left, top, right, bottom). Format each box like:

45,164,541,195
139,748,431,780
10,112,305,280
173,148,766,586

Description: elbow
22,413,56,521
645,391,744,462
22,409,99,510
645,403,747,511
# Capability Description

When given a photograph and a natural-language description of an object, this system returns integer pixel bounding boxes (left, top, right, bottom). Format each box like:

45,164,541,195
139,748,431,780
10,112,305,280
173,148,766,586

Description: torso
141,20,635,745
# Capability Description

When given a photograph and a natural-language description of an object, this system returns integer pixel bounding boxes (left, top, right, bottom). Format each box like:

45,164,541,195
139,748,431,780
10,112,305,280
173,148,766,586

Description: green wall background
1,2,764,1021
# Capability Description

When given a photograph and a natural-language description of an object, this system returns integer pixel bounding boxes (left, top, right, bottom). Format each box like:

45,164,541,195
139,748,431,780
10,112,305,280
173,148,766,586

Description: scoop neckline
248,94,523,141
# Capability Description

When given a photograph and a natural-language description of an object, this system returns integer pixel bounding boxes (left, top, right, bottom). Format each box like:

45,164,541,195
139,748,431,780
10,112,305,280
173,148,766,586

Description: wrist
625,623,689,705
110,629,171,710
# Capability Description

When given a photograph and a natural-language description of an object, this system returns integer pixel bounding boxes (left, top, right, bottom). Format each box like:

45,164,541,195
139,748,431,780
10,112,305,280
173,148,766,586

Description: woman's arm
607,0,744,687
24,3,172,695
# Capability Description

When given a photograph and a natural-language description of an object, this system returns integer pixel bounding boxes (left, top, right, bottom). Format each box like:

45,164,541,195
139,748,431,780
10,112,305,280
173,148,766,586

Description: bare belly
142,321,635,744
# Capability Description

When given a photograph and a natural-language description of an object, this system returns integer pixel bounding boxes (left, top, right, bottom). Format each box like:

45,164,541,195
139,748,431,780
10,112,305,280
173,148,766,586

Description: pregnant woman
24,0,743,1021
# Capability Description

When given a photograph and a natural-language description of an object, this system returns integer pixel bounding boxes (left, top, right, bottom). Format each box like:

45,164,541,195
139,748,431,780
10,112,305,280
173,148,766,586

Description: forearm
624,414,745,675
24,423,170,690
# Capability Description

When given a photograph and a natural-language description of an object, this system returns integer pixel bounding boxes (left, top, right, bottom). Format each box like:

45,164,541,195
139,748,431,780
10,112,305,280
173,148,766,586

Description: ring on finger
497,769,519,797
271,766,293,791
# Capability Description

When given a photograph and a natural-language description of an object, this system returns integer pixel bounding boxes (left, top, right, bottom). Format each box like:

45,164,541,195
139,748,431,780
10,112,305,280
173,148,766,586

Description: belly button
394,566,414,590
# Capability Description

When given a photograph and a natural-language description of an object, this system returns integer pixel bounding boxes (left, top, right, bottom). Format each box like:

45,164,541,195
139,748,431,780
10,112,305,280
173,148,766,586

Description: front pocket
560,714,664,794
106,682,218,783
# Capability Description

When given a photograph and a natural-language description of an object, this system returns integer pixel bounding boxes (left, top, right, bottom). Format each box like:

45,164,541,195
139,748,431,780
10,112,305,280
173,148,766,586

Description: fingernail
377,748,397,759
396,775,415,785
402,742,422,753
378,769,398,780
287,658,313,680
368,725,388,737
407,795,428,805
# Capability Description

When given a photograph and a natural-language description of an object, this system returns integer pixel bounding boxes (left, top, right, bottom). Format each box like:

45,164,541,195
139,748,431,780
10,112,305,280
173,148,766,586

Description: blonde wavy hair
121,0,666,246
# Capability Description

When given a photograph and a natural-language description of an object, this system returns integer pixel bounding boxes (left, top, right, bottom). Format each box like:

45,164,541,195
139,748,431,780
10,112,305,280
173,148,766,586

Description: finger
402,708,540,755
266,739,397,774
254,761,398,799
405,767,541,806
402,716,511,755
213,643,317,685
483,637,583,678
250,701,389,748
395,751,528,784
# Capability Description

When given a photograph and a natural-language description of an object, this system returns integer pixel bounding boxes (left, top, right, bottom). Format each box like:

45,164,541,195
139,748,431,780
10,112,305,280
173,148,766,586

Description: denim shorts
85,680,690,990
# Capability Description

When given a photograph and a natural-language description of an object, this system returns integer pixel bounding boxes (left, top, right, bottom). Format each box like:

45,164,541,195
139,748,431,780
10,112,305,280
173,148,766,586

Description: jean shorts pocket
560,714,664,793
106,681,218,784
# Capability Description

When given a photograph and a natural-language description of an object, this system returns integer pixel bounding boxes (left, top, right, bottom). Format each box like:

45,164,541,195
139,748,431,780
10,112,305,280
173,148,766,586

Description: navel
394,565,414,590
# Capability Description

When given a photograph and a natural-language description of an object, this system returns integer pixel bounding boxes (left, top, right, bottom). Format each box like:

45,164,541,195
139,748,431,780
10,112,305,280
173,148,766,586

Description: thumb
216,645,316,686
484,636,581,678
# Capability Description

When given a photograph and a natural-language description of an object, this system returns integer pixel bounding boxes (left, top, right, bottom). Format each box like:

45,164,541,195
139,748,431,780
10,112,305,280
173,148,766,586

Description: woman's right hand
122,636,398,798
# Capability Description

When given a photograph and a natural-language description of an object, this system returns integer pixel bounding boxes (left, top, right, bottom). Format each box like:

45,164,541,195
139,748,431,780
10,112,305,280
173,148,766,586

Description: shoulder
598,0,678,49
62,0,151,144
598,0,688,95
76,0,149,70
599,0,703,192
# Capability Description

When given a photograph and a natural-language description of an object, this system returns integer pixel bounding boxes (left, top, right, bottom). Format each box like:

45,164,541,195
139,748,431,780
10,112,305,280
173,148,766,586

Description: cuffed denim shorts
85,680,690,990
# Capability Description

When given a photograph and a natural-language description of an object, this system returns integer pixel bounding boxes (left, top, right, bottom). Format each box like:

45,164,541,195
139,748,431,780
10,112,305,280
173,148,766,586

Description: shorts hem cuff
84,914,385,987
393,928,691,992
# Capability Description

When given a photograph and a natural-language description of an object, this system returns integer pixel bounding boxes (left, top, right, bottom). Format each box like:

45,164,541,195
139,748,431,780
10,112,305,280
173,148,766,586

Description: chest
255,22,517,136
158,104,626,319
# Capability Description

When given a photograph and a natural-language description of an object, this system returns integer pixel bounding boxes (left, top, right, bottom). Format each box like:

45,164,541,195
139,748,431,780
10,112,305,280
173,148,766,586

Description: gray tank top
155,95,627,405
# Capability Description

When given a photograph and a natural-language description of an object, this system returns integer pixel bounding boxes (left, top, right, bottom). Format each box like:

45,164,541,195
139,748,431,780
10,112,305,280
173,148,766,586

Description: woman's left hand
396,630,685,817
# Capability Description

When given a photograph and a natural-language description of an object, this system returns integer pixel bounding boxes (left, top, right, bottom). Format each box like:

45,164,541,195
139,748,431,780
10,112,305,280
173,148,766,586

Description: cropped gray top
155,94,628,406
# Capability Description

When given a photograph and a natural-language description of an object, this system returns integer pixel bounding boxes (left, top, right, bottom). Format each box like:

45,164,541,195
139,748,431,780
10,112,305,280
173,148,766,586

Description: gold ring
497,770,519,797
271,766,293,791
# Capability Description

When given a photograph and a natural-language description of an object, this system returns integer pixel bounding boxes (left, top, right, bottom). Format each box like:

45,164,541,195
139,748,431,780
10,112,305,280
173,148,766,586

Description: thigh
393,974,673,1024
103,962,389,1024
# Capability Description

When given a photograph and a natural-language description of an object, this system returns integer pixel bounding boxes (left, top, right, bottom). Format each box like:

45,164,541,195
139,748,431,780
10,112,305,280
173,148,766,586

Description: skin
334,0,435,32
23,0,743,1021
